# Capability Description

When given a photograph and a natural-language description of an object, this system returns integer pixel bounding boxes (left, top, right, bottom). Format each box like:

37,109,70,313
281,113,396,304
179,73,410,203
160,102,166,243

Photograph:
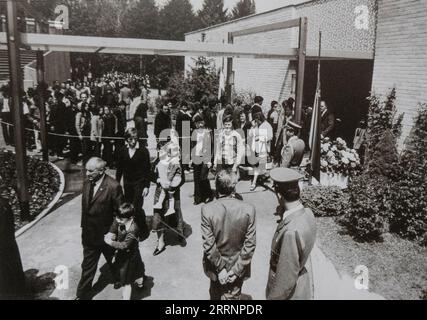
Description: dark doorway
302,59,374,144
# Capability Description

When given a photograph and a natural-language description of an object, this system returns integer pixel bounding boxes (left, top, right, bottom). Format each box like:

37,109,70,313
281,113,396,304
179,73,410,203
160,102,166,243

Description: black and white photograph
0,0,426,303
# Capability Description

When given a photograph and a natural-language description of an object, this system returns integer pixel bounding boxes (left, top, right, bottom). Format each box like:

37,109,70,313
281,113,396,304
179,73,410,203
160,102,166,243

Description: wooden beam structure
295,17,308,125
225,32,234,104
230,19,301,38
0,32,297,60
5,0,31,221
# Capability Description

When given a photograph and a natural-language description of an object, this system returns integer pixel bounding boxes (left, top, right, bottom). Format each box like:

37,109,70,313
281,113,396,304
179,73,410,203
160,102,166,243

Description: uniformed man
280,121,305,168
266,168,317,300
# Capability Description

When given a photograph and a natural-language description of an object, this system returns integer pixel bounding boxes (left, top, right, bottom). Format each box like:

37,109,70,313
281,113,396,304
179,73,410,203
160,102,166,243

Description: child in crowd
104,203,145,300
153,140,182,216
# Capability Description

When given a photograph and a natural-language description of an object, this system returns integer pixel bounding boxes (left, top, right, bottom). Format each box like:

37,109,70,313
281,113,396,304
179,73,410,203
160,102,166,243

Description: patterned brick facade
371,0,427,144
185,0,376,107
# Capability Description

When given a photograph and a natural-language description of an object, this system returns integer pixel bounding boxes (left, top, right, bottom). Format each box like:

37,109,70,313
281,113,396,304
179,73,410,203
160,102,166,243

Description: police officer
280,121,305,168
266,168,317,300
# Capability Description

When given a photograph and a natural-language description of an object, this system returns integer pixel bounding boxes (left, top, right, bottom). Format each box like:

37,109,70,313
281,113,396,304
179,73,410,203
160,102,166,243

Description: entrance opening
303,60,374,144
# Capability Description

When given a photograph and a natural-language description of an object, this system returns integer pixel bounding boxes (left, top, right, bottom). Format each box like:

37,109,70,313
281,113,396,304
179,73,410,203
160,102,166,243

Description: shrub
340,174,390,242
388,104,427,245
167,57,219,104
301,186,349,217
0,150,60,228
366,88,403,177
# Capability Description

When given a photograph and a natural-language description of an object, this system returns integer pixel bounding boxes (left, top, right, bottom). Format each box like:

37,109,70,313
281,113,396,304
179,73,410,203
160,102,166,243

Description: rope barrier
0,119,192,141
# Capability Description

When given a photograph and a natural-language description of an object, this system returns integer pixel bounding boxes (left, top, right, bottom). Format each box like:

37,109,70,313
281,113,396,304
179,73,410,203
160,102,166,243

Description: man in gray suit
201,170,256,300
76,157,124,299
266,168,317,300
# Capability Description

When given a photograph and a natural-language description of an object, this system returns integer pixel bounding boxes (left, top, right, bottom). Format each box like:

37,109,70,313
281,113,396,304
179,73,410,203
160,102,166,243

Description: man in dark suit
154,102,172,139
266,168,317,300
115,128,151,237
320,101,335,139
201,170,256,300
76,157,124,300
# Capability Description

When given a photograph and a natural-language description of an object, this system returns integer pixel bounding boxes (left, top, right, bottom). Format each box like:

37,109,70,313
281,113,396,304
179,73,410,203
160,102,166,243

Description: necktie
88,181,96,203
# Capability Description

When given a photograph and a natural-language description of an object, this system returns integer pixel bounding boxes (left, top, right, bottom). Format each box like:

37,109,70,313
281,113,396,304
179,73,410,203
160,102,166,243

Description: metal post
295,17,308,125
36,50,49,161
225,32,234,104
6,0,31,221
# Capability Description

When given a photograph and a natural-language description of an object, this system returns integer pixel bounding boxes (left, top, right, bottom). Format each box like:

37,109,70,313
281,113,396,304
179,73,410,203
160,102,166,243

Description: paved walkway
3,121,384,300
16,174,384,300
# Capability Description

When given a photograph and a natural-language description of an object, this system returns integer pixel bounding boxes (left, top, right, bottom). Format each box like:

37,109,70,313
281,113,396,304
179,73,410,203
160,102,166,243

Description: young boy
153,140,182,216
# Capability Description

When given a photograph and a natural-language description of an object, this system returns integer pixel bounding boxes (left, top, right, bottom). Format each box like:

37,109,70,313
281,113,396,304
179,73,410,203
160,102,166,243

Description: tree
167,57,219,104
120,0,159,39
230,0,256,20
197,0,229,28
159,0,196,41
154,0,198,90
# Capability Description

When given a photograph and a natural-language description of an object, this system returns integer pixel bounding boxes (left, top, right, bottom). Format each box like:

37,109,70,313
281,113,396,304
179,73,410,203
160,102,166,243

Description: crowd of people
0,71,343,301
0,72,151,167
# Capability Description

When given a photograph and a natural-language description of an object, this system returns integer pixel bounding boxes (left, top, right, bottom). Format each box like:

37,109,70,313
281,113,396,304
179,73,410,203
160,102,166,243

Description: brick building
185,0,427,144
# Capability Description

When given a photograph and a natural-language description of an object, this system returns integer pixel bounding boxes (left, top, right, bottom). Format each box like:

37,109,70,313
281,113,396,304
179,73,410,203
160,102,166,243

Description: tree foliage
230,0,256,20
167,57,219,104
197,0,229,28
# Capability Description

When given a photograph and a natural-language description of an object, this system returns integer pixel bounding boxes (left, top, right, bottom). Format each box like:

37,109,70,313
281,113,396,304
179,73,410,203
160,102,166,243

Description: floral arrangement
320,137,362,176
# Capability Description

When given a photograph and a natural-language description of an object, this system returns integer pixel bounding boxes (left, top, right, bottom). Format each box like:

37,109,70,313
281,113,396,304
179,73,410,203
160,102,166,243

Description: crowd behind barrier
0,72,345,177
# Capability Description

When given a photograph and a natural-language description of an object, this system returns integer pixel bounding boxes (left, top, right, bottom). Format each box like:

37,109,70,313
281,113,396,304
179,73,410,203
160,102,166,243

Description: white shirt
128,142,140,159
195,130,205,156
93,174,105,196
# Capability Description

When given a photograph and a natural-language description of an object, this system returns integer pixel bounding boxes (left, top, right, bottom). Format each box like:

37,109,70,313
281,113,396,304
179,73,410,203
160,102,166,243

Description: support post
295,17,308,125
225,32,234,104
36,50,49,161
6,0,31,221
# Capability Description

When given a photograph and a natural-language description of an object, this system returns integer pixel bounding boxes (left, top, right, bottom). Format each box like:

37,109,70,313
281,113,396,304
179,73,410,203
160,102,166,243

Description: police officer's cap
270,168,304,189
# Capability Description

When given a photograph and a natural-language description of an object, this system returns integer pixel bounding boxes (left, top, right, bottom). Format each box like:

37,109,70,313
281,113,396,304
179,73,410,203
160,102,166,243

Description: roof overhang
0,32,374,60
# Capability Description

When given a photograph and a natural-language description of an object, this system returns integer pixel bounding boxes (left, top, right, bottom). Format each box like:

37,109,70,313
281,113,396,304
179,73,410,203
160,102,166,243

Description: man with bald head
76,157,124,300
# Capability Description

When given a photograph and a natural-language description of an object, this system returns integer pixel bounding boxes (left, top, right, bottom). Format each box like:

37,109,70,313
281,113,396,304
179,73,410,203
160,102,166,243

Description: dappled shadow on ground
131,276,154,300
241,293,253,300
90,263,116,299
24,269,59,300
165,221,192,248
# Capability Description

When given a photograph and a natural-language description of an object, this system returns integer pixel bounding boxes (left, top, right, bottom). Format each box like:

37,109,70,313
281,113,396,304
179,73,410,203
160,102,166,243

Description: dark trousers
1,112,13,146
102,140,114,167
209,278,244,300
76,243,116,299
193,162,212,203
69,135,81,163
124,181,148,236
81,138,91,164
52,130,66,156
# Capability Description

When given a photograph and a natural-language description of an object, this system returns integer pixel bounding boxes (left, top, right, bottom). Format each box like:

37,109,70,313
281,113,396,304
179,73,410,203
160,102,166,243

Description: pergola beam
0,32,296,59
230,19,301,38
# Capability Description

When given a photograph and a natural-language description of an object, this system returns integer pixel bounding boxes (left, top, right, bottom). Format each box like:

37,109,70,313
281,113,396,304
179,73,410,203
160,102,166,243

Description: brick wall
185,0,375,106
371,0,427,145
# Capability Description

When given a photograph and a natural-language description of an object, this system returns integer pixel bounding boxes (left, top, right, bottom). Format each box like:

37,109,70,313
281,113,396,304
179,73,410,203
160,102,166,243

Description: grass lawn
316,217,427,300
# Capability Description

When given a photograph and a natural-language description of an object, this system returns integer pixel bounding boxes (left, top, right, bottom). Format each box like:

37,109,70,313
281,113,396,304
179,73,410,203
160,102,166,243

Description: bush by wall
301,186,349,217
340,174,390,242
388,104,427,245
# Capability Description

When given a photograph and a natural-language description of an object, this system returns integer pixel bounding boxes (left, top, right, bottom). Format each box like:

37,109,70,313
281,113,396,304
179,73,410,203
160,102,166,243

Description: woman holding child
152,134,186,256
